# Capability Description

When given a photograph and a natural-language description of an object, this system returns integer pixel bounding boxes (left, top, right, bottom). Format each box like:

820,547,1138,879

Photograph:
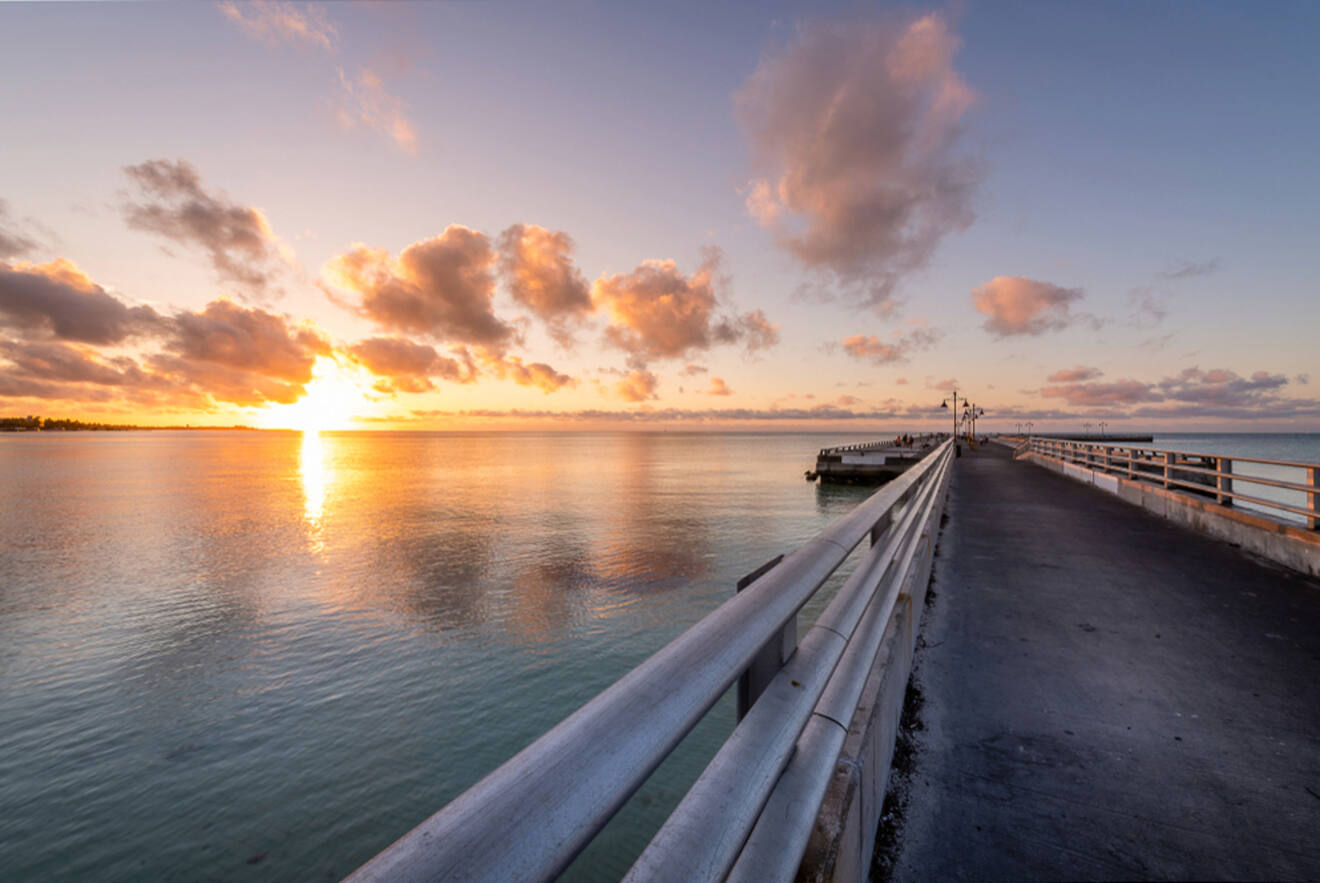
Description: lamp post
941,389,961,440
1098,420,1108,437
941,389,962,455
1026,421,1034,437
1083,421,1093,436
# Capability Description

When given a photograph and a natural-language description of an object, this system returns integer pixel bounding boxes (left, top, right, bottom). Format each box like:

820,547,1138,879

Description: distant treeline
0,416,255,432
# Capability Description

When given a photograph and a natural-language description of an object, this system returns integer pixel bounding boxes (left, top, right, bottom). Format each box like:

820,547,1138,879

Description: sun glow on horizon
257,356,376,431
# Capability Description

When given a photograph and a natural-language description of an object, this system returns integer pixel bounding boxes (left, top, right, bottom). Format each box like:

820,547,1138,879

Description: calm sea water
3,430,1316,881
0,430,884,881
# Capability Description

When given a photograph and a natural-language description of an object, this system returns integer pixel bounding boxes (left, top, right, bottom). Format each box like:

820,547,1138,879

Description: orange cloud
0,338,177,396
972,276,1085,337
486,353,576,394
149,299,331,405
165,299,328,380
497,224,592,346
347,336,477,394
614,369,659,402
707,377,733,396
323,225,512,348
0,258,162,344
0,255,332,411
594,252,778,365
737,14,978,308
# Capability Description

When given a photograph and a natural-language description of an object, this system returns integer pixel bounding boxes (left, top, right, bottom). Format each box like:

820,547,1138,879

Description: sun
257,356,373,431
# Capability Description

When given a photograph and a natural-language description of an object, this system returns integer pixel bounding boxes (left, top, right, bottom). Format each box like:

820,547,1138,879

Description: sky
1,0,1317,432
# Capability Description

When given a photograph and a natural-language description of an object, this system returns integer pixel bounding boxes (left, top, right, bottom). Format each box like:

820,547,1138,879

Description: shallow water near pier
0,430,882,881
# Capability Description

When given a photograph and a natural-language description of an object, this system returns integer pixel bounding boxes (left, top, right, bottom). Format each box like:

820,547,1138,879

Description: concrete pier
891,444,1320,879
810,435,939,484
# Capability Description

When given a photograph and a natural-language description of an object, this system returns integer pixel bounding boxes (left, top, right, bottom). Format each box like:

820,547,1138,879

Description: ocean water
0,430,881,881
2,430,1315,881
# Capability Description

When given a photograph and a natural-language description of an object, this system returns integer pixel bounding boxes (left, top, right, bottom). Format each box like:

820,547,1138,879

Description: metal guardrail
1018,437,1319,529
347,439,955,882
817,432,941,457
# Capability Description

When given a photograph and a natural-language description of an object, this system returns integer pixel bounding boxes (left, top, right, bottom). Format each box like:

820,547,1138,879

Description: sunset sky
1,1,1317,431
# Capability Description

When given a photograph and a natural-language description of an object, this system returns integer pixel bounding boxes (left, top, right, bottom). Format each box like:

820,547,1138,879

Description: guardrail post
870,511,892,547
1163,451,1175,488
1216,457,1233,506
1103,446,1113,473
735,554,793,720
1308,467,1318,530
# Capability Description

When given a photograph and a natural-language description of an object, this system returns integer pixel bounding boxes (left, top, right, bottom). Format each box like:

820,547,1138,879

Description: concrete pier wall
796,450,949,881
1025,451,1320,578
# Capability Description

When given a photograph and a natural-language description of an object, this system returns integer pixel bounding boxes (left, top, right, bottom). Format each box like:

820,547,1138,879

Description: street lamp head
941,400,948,409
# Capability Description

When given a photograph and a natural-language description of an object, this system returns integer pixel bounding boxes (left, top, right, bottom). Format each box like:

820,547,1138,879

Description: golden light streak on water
300,429,328,537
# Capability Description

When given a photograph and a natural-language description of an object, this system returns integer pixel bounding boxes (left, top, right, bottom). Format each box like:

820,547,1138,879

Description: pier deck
893,444,1320,879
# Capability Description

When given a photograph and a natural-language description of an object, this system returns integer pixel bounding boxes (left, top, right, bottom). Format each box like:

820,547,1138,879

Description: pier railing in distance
817,432,942,457
1019,437,1319,529
346,439,955,883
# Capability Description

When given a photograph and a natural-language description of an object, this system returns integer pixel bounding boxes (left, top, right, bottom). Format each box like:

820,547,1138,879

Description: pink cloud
334,67,418,155
496,224,592,347
1157,367,1288,406
1040,378,1160,407
737,13,978,309
218,1,338,52
1047,365,1103,383
840,326,940,364
972,276,1085,336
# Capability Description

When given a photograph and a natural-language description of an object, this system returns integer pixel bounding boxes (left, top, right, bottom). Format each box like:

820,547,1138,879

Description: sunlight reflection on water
300,429,327,527
0,430,877,881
